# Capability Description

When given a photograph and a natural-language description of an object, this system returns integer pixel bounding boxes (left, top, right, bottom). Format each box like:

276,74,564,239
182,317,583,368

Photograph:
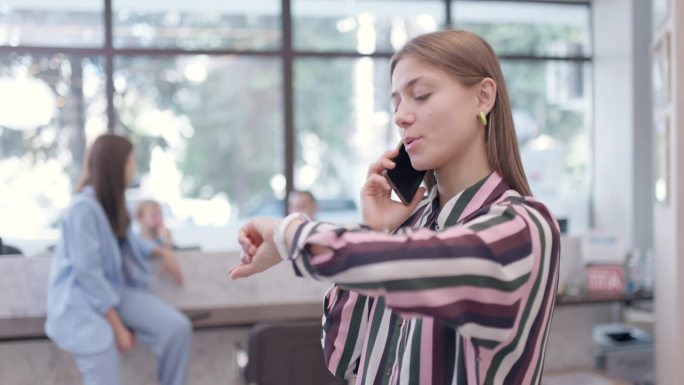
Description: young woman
230,30,560,385
45,134,192,385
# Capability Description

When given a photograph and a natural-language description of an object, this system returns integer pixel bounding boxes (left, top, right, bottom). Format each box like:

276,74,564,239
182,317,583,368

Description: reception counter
0,252,332,385
0,251,331,340
0,251,652,384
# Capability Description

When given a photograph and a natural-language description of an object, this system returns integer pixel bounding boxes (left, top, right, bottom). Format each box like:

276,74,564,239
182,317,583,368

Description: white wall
592,0,634,248
592,0,653,252
653,0,684,383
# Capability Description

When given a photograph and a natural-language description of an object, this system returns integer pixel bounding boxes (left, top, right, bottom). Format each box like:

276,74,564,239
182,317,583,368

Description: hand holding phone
383,141,427,205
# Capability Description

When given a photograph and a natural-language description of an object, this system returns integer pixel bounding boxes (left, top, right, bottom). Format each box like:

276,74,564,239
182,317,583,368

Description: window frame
0,0,593,221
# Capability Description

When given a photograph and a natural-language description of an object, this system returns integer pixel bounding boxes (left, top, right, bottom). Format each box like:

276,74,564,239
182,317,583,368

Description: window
293,0,443,52
0,1,592,254
501,60,592,231
113,0,281,50
294,57,394,223
0,0,104,47
115,55,283,245
455,1,592,233
0,53,106,244
453,1,591,56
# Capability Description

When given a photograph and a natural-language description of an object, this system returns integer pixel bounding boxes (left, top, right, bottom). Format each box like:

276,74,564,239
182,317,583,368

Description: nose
393,105,415,129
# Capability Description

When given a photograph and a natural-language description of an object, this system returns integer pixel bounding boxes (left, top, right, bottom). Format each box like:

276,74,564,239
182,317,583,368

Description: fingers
238,234,256,255
240,252,252,264
367,149,399,177
365,173,392,193
408,187,426,209
162,261,183,285
172,268,183,285
228,263,259,279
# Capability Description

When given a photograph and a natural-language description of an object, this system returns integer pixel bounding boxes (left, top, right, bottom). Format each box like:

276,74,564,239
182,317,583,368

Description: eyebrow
390,76,425,100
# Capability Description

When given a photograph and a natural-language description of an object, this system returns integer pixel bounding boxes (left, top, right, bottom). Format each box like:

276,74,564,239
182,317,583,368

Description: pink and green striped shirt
284,171,560,385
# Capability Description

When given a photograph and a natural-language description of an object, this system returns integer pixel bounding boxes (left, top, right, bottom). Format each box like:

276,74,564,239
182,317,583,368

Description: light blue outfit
45,186,192,385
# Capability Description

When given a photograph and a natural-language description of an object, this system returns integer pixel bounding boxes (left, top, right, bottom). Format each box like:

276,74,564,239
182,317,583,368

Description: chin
409,156,433,171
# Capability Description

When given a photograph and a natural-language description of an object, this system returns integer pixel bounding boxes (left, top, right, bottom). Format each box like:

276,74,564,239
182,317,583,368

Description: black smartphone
383,142,427,205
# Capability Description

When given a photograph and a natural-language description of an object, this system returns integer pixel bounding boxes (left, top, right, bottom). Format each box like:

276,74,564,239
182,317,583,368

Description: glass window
502,60,592,233
113,0,281,50
453,1,591,57
0,53,106,244
0,0,104,47
293,0,444,53
294,57,395,224
114,55,282,251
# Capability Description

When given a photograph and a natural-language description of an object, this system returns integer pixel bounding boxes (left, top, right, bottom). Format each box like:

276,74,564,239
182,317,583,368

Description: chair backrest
0,238,22,256
245,321,347,385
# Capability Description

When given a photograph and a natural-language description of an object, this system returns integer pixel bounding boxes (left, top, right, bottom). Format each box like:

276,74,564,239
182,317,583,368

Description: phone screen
383,142,427,204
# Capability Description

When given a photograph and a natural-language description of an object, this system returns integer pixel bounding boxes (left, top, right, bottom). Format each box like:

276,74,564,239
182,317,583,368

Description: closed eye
414,93,431,102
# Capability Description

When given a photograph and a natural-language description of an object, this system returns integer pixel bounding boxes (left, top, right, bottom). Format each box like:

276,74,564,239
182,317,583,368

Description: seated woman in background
45,134,192,385
137,199,175,250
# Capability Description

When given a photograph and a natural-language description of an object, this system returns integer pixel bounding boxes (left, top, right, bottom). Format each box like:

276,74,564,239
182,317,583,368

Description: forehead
391,56,444,89
142,204,161,213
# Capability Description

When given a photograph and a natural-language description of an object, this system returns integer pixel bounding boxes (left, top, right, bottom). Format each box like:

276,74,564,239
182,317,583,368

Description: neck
435,141,491,208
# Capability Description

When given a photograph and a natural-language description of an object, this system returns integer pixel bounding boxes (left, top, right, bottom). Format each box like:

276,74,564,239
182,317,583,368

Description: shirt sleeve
286,202,554,345
321,285,373,379
128,230,157,259
65,201,120,315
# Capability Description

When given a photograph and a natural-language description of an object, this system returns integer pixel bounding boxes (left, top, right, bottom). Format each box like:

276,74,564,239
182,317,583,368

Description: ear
476,78,497,114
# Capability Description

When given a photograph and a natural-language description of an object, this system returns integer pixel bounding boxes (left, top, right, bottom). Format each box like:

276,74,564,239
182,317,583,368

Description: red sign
586,264,625,293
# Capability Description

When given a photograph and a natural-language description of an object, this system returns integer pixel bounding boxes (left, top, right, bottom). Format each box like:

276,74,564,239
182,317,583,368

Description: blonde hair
136,199,162,220
390,30,532,196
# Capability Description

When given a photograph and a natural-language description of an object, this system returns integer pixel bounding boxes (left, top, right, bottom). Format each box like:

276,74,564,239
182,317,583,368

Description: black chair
238,321,347,385
0,237,22,256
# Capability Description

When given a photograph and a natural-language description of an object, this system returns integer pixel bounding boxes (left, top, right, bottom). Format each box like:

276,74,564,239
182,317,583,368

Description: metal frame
0,0,593,214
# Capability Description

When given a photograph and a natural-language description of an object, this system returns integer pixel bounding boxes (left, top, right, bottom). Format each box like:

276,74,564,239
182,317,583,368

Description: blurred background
0,0,592,254
3,1,683,384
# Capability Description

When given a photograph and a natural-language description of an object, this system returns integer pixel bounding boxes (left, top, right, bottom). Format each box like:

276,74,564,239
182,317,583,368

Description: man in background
288,190,317,220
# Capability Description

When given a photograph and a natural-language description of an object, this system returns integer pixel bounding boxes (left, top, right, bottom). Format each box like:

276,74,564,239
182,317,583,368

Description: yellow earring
479,111,487,127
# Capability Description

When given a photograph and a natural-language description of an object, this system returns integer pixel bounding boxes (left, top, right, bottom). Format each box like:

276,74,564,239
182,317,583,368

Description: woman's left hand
160,251,183,285
229,217,281,279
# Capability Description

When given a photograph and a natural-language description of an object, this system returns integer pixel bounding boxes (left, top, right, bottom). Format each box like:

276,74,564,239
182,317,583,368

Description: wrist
273,213,310,259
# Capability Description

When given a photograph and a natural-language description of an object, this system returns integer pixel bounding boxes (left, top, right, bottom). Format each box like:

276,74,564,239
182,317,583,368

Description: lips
404,136,421,151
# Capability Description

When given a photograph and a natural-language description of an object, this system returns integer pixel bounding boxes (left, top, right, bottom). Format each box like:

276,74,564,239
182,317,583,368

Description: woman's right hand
105,309,135,352
361,148,426,232
114,326,135,352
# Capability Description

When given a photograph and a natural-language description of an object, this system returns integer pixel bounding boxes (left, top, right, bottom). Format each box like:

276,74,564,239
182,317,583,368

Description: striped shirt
285,171,560,385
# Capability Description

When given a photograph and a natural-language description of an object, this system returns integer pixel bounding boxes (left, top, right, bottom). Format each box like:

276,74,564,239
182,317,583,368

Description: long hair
390,30,532,196
75,134,133,238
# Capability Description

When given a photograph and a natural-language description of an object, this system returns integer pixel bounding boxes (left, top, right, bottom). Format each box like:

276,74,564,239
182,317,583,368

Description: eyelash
414,93,430,101
392,93,431,112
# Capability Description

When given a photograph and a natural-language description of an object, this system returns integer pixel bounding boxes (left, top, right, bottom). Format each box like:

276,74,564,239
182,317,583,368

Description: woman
230,30,560,385
45,135,192,385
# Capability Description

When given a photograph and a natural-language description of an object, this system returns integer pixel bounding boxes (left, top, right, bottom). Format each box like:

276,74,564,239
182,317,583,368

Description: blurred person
45,134,192,385
287,190,318,220
136,200,174,250
230,30,560,385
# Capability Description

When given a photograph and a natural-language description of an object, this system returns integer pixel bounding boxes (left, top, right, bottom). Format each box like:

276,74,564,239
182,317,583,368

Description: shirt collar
80,184,95,197
425,171,509,229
